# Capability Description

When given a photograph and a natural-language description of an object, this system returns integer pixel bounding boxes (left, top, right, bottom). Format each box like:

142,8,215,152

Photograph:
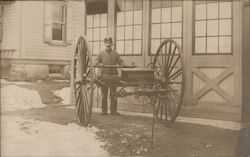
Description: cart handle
92,65,136,68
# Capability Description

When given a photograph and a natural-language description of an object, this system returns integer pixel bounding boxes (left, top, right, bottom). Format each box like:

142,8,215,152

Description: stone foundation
9,64,49,81
0,60,71,81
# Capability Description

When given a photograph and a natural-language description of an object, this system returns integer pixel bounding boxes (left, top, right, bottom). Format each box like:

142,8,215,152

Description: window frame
192,0,233,55
0,5,3,43
86,14,108,55
115,0,144,56
149,0,184,56
85,0,108,56
52,2,67,43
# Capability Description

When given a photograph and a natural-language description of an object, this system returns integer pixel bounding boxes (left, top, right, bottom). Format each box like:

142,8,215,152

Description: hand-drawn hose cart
71,36,185,146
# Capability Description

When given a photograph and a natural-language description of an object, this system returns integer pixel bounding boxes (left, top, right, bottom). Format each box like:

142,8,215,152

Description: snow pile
53,87,70,105
1,79,33,85
1,85,46,111
53,79,70,82
1,116,109,157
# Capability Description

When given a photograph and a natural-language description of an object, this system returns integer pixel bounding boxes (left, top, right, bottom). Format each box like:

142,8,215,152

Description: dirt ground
1,79,243,157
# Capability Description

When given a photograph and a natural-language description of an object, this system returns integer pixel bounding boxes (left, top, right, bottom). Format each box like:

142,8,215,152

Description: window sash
115,0,143,55
150,0,183,55
52,4,66,41
193,0,232,55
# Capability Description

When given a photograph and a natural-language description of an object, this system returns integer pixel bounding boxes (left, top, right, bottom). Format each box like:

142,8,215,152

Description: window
49,65,63,74
116,0,143,55
52,4,66,41
150,0,183,54
194,0,232,54
0,5,3,42
86,0,108,55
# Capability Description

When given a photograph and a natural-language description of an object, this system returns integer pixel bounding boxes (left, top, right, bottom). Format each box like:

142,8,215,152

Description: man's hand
96,63,104,67
131,62,135,67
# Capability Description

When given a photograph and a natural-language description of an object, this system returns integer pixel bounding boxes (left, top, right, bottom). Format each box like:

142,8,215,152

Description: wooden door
184,1,242,121
242,0,250,124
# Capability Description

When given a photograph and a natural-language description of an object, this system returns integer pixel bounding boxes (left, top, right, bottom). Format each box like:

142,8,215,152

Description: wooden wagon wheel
72,36,94,127
150,39,185,126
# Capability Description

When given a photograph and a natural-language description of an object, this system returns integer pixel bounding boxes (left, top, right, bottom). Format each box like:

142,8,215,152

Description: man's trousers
101,86,117,114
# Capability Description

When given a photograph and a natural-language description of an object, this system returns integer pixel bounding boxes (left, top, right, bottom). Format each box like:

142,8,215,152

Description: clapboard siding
73,1,85,44
1,2,20,57
20,1,78,61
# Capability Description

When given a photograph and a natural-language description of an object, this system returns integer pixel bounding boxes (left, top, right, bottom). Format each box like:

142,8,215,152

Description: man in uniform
96,37,125,115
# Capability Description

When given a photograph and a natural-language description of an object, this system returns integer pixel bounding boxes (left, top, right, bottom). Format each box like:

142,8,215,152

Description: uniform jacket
96,49,124,76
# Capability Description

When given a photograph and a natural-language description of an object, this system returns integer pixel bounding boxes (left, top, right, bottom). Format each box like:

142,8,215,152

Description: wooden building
0,0,85,79
0,0,249,123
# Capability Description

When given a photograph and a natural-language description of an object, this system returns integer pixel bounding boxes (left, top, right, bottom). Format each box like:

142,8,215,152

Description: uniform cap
104,37,112,43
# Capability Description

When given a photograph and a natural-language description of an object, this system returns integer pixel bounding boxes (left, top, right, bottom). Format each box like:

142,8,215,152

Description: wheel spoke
169,68,182,80
156,57,164,75
169,55,180,76
165,42,172,76
167,46,177,77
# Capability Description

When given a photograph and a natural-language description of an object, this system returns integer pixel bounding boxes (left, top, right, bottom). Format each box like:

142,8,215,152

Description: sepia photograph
0,0,249,156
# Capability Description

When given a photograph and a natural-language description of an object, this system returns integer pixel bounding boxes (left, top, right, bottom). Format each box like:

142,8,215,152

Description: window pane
207,20,218,36
93,28,100,41
207,37,218,53
117,12,125,25
174,38,182,49
89,42,93,54
161,23,171,38
134,0,142,10
133,40,141,54
94,14,100,27
172,0,183,7
87,29,93,41
100,42,105,51
172,7,182,22
219,37,231,53
117,0,125,12
87,15,93,28
151,24,161,38
152,9,161,23
195,37,206,53
93,42,100,55
100,28,107,40
52,23,62,40
172,22,182,38
207,2,218,19
53,5,64,22
125,11,133,25
117,26,125,40
195,21,206,36
162,0,172,8
125,40,133,54
219,2,231,18
125,0,133,11
101,14,107,27
195,4,206,20
133,25,142,39
116,41,124,54
152,0,161,9
134,10,142,25
219,19,231,35
162,8,171,23
125,26,133,39
151,39,160,54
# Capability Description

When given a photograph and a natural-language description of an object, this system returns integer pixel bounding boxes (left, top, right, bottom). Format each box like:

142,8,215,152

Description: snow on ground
1,116,109,157
53,87,70,105
53,79,70,82
1,85,46,111
1,79,34,85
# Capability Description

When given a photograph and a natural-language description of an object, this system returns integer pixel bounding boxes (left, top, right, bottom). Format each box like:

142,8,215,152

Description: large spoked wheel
72,36,94,127
150,39,185,126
